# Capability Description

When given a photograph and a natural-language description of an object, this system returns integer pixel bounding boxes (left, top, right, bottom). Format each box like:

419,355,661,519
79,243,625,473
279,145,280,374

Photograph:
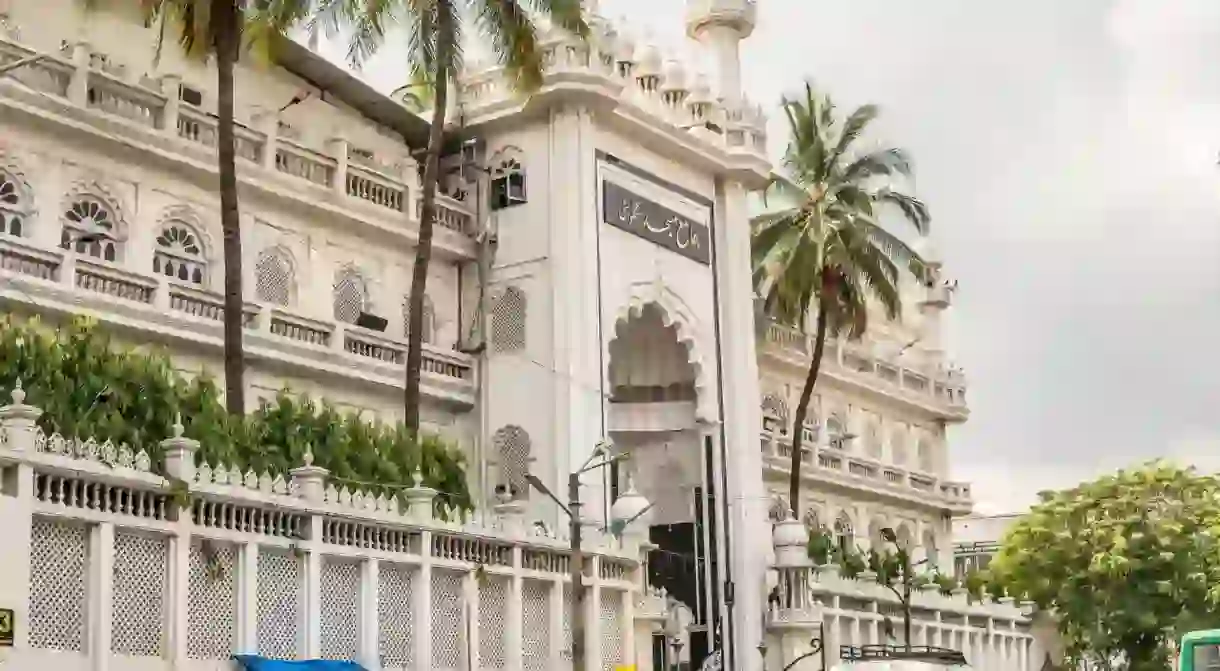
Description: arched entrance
606,300,713,669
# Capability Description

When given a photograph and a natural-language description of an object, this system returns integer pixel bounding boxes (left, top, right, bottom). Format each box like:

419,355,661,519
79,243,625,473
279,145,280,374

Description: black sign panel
602,180,711,266
0,607,13,647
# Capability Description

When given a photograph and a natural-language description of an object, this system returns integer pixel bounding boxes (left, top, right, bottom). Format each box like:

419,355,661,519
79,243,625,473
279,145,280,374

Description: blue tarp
231,655,367,671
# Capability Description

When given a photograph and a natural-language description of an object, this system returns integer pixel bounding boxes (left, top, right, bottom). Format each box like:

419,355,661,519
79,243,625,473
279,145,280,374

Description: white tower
685,0,757,104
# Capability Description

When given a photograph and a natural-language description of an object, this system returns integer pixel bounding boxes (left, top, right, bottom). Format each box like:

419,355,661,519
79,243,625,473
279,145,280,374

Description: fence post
161,415,198,668
360,558,380,670
0,381,41,651
88,521,115,671
406,469,436,668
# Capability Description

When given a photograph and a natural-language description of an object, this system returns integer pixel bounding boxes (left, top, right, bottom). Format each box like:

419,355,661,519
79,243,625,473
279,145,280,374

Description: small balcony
759,430,974,515
760,321,969,421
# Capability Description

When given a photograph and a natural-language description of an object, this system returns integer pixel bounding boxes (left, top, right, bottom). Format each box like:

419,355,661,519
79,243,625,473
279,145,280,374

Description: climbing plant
0,314,472,513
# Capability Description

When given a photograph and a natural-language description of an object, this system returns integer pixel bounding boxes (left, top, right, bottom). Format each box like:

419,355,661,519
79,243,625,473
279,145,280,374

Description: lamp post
526,443,653,671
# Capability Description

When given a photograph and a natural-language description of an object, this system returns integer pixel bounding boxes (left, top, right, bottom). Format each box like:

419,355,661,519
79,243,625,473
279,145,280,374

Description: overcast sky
345,0,1220,514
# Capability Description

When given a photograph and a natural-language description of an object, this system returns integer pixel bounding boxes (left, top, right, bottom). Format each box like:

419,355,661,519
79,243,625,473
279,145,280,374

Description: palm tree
752,82,931,515
317,0,588,434
138,0,314,416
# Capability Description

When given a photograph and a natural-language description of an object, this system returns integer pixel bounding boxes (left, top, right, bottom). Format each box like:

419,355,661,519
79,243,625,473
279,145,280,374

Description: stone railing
760,430,973,512
762,321,969,415
0,384,653,670
767,516,1038,671
0,37,475,240
0,237,476,405
456,18,769,160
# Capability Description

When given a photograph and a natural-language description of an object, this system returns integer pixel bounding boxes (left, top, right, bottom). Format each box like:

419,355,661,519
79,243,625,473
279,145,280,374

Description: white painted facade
0,0,1039,669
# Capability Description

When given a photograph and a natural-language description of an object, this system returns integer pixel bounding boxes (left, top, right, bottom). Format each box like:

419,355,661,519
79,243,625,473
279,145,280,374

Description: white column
550,578,565,671
713,179,766,671
587,556,603,671
89,522,114,671
0,388,39,652
507,547,524,671
415,532,433,667
361,559,379,669
621,588,637,668
239,542,259,653
304,516,323,657
168,520,191,667
466,568,481,671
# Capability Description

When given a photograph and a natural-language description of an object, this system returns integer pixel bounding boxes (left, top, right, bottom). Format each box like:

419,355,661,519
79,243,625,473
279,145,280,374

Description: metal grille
478,575,510,670
492,425,530,500
257,548,302,660
188,540,238,660
491,286,527,352
111,531,169,657
431,570,468,671
29,519,88,651
598,590,624,671
378,563,416,669
333,268,367,324
522,580,552,671
255,249,293,306
320,558,361,661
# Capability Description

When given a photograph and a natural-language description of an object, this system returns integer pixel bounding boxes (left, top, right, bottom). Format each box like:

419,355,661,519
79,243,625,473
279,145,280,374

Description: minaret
685,0,757,104
916,236,954,363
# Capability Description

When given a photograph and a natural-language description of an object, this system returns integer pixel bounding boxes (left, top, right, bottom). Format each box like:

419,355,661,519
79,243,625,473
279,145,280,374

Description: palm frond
875,187,931,234
833,103,878,161
841,147,912,182
474,0,543,91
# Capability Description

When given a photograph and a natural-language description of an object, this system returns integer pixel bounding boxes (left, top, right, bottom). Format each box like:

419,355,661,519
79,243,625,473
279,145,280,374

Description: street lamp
525,442,652,671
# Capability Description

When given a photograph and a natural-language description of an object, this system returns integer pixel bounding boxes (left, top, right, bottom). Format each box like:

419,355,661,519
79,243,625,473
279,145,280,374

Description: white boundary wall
0,383,661,671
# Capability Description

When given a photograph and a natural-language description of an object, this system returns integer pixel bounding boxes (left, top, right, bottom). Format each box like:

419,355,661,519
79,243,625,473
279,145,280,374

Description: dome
688,74,713,105
771,511,807,549
609,477,652,534
634,42,662,76
661,59,688,91
614,26,636,62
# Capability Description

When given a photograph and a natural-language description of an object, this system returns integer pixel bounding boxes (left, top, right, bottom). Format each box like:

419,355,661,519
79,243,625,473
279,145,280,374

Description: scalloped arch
0,146,36,215
607,280,714,421
61,178,129,238
155,204,214,260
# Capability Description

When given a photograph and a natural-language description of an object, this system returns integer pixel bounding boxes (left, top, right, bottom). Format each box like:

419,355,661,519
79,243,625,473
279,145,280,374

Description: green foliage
807,526,836,565
932,571,959,597
837,545,867,578
0,315,472,514
990,461,1220,670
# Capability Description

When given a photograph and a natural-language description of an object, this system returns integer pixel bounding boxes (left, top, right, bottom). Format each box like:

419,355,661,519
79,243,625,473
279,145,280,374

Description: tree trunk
403,23,452,434
215,0,244,416
788,287,831,514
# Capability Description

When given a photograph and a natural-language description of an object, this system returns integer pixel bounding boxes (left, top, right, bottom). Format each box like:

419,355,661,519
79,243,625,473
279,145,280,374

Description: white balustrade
0,383,656,671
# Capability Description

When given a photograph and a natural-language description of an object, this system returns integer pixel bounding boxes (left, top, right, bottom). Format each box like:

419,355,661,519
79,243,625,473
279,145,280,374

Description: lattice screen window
431,569,468,671
402,293,435,344
598,590,624,671
491,286,527,352
154,223,207,286
0,171,30,237
561,584,572,664
187,540,238,660
890,427,908,465
28,518,88,651
521,580,552,671
320,558,361,661
257,548,302,660
255,248,294,306
60,196,120,261
378,563,416,669
333,267,369,324
834,513,854,553
111,531,169,657
492,425,531,500
478,575,510,671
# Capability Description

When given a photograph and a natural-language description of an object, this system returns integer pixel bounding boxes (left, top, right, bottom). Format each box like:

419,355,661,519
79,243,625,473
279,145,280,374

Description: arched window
489,146,526,210
918,437,935,473
826,414,846,449
834,513,854,553
492,425,531,500
866,420,882,458
868,518,886,548
0,170,31,238
491,285,527,352
896,523,913,549
767,495,789,523
923,530,939,569
802,507,821,530
61,195,121,261
403,293,435,344
332,266,368,324
153,222,207,285
890,426,907,465
254,247,294,306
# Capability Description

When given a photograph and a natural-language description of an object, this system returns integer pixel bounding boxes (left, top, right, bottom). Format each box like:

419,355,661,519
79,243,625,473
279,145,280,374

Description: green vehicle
1180,630,1220,671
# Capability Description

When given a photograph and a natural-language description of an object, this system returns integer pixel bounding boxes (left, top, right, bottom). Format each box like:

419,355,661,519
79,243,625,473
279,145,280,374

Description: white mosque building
0,0,1043,669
